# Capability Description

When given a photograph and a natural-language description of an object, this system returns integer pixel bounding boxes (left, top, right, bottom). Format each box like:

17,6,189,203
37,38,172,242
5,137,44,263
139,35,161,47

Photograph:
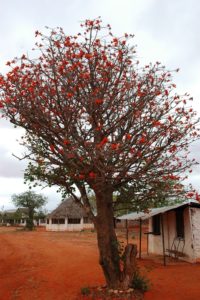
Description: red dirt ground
0,227,200,300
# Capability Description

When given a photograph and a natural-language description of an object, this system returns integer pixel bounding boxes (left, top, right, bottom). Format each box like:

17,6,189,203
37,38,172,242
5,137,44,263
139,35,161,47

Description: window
52,219,59,224
176,209,184,238
52,218,65,224
68,218,81,224
59,218,65,224
47,219,49,224
152,215,161,235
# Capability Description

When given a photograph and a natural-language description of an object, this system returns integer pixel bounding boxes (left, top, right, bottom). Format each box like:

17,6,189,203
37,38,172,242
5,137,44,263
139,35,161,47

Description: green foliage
131,269,150,293
12,191,47,209
12,191,47,230
34,209,47,220
114,179,187,216
81,287,91,296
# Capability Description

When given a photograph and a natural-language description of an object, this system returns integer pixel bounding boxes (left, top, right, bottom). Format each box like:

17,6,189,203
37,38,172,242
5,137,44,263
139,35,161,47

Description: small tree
0,18,199,290
12,191,47,230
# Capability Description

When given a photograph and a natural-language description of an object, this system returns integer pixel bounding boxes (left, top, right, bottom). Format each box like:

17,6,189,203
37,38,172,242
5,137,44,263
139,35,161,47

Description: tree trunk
94,186,137,290
26,209,34,230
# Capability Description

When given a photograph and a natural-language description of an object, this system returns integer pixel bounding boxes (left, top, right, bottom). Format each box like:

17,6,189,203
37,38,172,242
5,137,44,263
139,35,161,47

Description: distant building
0,208,28,226
0,208,46,227
46,197,94,231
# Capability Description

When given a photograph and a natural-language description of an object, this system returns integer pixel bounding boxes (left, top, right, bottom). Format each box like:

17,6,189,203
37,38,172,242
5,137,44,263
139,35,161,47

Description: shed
46,197,94,231
118,201,200,263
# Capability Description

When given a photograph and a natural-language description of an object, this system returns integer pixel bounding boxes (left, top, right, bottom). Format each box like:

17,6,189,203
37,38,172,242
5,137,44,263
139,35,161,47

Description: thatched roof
48,197,88,219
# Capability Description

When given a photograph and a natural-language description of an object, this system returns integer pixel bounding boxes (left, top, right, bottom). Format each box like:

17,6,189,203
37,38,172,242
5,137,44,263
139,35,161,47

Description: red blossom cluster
0,17,199,202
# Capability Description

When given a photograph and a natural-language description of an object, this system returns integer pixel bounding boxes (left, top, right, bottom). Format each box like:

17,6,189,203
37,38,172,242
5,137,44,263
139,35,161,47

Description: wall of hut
46,217,94,231
148,207,199,262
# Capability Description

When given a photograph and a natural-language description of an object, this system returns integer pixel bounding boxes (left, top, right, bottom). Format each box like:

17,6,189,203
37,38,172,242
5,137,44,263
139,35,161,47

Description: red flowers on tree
0,18,199,290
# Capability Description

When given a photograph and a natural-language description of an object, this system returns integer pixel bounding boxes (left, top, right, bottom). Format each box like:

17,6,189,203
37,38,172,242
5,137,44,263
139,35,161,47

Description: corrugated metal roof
118,211,146,221
118,200,200,221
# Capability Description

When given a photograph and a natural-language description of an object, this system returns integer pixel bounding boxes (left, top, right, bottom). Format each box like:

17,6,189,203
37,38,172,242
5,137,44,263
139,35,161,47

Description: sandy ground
0,227,200,300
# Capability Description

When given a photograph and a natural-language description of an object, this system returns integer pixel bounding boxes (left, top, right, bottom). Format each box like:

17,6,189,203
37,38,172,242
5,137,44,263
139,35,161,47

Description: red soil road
0,227,200,300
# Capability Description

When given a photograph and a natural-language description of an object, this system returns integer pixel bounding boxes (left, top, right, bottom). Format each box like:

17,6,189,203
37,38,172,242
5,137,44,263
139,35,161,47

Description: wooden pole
189,206,195,262
139,218,142,259
161,214,166,266
126,219,129,244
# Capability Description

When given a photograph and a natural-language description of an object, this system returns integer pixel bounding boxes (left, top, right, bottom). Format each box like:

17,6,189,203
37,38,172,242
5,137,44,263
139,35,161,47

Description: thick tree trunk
94,186,137,290
26,209,34,230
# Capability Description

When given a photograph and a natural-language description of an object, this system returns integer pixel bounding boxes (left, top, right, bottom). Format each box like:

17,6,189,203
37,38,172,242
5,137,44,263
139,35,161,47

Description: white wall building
46,197,94,231
0,208,28,226
0,208,46,227
119,201,200,263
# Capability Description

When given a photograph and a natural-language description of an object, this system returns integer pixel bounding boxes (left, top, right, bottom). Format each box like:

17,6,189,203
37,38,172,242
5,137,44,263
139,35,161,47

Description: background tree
12,191,47,230
34,208,48,225
0,18,199,290
114,179,191,216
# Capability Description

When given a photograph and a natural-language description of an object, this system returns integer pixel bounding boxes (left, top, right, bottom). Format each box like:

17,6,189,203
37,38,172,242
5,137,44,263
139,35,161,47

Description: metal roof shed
118,201,200,265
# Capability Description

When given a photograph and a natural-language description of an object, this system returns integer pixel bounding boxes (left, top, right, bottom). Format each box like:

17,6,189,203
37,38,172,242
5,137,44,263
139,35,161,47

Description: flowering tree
0,19,199,289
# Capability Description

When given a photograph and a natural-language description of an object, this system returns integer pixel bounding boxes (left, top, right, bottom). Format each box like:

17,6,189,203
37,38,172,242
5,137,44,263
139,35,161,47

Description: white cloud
0,176,62,211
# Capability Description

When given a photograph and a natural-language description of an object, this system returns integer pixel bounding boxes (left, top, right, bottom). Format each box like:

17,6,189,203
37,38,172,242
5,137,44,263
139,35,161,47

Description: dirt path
140,257,200,300
1,227,200,299
0,228,104,300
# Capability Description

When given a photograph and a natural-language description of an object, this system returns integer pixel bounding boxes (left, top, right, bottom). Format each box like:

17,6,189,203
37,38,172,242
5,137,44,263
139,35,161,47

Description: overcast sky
0,0,199,210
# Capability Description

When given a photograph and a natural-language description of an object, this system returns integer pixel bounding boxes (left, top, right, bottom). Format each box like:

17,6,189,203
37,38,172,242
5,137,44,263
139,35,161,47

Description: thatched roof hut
48,197,88,219
46,197,94,231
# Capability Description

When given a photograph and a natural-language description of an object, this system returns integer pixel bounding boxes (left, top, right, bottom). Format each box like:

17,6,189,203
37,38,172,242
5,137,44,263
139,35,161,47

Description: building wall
0,218,46,227
148,217,164,255
148,207,195,262
4,219,27,226
46,217,94,231
190,207,200,260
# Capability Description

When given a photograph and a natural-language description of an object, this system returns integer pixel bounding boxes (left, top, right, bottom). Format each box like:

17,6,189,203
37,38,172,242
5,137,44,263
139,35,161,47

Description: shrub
81,287,91,296
131,269,150,292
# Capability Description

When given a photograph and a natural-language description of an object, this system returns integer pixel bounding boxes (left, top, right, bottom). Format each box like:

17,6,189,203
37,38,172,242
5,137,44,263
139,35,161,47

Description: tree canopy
0,18,199,289
12,191,47,230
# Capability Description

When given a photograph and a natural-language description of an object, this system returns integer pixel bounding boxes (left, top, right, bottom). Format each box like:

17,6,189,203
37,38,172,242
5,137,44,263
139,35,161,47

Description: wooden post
189,206,195,262
126,219,129,244
161,214,166,266
139,218,142,259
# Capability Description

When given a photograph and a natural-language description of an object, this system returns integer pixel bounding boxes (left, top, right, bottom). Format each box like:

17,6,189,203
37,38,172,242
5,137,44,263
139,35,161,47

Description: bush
81,287,91,296
131,269,150,292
